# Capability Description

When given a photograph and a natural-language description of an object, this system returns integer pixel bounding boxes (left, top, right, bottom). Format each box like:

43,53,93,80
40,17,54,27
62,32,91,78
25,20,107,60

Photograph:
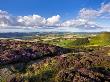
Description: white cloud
0,10,61,28
0,10,8,16
100,3,110,13
61,18,101,29
0,10,17,27
61,19,89,27
79,3,110,20
17,15,46,27
79,8,100,19
17,15,60,27
46,15,60,26
0,10,11,27
0,9,102,30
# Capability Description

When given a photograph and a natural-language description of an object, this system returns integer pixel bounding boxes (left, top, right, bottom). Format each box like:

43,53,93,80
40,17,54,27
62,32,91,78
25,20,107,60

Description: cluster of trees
72,38,89,46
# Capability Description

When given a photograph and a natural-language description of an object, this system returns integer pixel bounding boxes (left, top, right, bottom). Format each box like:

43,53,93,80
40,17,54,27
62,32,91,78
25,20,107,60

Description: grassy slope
90,32,110,46
56,32,110,47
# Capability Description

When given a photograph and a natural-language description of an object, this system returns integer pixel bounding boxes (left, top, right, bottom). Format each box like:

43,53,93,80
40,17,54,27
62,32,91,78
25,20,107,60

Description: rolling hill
90,32,110,46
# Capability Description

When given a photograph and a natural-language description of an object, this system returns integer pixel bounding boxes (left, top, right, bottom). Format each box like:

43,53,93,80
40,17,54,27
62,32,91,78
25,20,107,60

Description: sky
0,0,110,32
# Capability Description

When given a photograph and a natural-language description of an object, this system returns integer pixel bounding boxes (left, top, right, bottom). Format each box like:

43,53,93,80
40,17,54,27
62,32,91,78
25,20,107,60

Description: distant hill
90,32,110,45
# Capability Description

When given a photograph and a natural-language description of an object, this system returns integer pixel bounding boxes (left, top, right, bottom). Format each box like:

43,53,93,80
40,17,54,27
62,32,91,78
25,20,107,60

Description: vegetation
72,38,89,46
0,32,110,82
90,32,110,46
0,40,71,66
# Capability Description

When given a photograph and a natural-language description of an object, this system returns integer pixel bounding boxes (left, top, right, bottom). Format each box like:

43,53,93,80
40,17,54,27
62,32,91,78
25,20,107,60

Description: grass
57,40,75,47
89,32,110,46
45,39,75,48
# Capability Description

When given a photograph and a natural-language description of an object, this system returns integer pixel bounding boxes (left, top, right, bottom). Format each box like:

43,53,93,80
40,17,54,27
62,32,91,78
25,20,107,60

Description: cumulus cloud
59,3,110,30
61,19,89,27
79,8,100,19
100,3,110,13
0,10,61,28
46,15,60,26
0,9,102,30
79,3,110,19
61,18,101,29
0,10,18,28
17,15,46,27
0,10,12,27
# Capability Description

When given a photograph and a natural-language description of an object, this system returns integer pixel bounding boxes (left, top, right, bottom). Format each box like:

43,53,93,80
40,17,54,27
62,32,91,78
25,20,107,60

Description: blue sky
0,0,110,32
0,0,109,19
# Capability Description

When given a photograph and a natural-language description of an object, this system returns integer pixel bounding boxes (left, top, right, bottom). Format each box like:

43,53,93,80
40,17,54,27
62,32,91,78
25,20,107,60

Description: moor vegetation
0,32,110,82
0,40,71,66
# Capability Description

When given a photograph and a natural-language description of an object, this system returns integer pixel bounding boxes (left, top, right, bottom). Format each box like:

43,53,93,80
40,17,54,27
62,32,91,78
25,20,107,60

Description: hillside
0,40,110,82
89,32,110,46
